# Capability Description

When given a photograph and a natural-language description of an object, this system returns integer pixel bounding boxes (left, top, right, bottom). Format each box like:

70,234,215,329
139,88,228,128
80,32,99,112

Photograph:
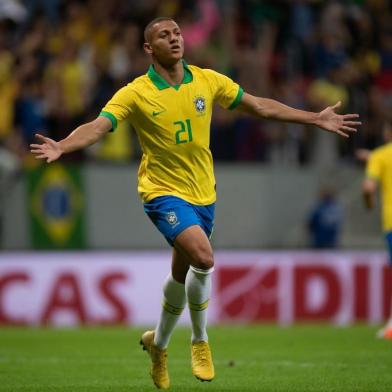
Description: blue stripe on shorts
385,231,392,265
144,196,215,246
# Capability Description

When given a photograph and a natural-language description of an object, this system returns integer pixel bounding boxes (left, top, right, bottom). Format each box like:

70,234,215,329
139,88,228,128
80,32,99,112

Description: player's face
144,20,184,66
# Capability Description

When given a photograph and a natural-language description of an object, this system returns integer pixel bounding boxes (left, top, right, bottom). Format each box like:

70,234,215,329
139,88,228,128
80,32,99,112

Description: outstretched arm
30,116,112,163
236,93,361,138
362,178,377,210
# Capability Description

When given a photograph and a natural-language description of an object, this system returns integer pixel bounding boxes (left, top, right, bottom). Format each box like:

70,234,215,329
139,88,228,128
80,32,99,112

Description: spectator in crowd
307,186,344,249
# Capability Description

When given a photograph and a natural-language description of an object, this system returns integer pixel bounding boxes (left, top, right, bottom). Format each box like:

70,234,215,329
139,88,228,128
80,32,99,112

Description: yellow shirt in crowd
100,61,243,205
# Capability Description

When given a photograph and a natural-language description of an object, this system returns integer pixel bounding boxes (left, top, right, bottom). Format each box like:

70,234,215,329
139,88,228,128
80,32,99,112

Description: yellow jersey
366,142,392,231
100,61,243,205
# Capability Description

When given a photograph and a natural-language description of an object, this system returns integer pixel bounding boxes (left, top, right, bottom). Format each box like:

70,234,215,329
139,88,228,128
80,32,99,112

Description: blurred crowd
0,0,391,169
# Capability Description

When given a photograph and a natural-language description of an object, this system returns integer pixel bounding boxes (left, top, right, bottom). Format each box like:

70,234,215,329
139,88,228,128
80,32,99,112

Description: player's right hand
30,134,63,163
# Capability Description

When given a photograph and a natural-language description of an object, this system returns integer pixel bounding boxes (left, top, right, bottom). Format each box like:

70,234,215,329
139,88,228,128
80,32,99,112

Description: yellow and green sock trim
188,299,209,312
162,299,184,316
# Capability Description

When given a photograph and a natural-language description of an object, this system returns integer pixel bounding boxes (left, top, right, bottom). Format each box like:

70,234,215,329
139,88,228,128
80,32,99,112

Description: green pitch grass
0,325,391,391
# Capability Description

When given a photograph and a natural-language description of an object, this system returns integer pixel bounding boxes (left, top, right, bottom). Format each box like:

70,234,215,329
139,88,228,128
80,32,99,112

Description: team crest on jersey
194,96,206,115
166,211,178,226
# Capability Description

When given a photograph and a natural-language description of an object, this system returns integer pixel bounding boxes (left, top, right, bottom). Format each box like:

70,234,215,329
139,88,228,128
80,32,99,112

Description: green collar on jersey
147,60,193,91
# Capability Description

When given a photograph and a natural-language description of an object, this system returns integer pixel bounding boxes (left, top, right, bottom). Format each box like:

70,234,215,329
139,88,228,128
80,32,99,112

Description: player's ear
143,42,153,55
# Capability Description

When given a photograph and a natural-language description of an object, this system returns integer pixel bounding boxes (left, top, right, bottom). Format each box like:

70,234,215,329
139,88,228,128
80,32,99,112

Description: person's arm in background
355,148,371,162
236,93,361,138
362,178,378,210
30,116,112,163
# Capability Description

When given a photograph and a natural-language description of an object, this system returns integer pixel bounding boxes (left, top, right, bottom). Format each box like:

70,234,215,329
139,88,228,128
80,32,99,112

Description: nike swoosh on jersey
152,109,166,116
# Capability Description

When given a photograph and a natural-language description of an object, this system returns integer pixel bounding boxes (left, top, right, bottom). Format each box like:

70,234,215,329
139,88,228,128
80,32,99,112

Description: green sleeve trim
99,111,118,130
228,87,244,110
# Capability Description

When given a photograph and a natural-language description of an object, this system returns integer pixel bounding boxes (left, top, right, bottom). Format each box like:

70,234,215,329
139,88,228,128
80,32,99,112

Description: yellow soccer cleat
191,341,215,382
140,330,170,389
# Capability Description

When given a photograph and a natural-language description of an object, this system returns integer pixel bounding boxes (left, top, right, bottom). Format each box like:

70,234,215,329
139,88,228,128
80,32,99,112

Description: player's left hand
317,101,361,138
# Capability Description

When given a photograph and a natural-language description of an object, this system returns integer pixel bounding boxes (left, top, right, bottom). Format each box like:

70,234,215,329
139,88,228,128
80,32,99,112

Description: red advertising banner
214,252,391,325
0,251,390,326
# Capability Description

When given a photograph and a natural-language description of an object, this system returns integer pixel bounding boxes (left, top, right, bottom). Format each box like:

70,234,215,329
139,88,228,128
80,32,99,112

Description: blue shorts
144,196,215,246
385,231,392,265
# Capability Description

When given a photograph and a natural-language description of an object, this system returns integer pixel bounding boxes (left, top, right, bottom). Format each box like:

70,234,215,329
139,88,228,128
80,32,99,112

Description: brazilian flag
28,163,86,249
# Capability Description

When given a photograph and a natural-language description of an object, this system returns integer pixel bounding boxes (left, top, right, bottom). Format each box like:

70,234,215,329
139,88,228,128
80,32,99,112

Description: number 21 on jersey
174,119,193,144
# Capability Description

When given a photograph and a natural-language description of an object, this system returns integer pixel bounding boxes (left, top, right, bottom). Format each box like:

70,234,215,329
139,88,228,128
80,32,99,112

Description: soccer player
361,120,392,340
30,17,361,389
